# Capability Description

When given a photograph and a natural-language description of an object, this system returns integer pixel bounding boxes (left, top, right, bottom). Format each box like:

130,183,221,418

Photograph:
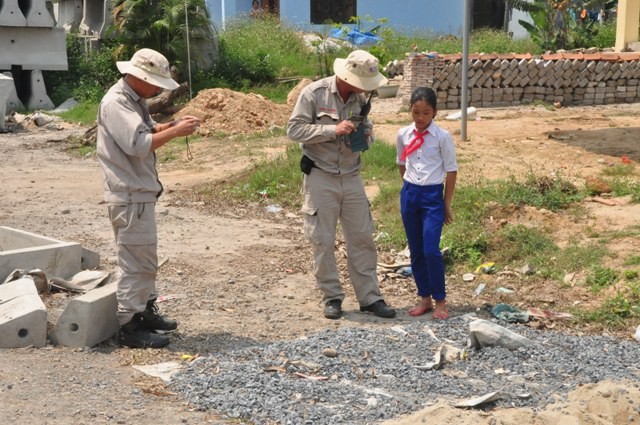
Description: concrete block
2,72,25,112
0,278,47,348
50,282,118,348
80,0,111,38
0,27,68,71
0,0,27,26
26,70,55,110
26,0,56,27
0,226,82,282
81,247,101,270
54,0,83,31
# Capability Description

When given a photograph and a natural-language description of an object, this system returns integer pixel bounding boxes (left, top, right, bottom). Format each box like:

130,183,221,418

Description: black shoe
140,299,178,331
323,299,343,320
119,315,170,349
360,300,397,318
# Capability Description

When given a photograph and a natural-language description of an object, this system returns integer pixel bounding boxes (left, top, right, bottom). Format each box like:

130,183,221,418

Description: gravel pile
171,315,640,424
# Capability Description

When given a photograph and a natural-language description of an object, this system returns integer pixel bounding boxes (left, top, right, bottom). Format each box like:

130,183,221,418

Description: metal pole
461,0,470,141
185,0,192,100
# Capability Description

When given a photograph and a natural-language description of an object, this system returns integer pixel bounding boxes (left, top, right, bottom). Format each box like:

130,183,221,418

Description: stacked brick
398,52,640,108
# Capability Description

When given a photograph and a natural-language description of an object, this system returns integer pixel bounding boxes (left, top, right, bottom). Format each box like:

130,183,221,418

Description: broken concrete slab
50,282,118,348
0,226,82,282
469,319,537,350
0,74,13,130
0,278,47,348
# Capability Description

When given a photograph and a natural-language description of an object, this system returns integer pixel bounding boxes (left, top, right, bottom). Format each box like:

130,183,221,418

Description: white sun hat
333,50,388,91
116,48,179,90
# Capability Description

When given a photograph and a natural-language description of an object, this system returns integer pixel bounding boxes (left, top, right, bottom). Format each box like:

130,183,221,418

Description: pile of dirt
177,88,293,136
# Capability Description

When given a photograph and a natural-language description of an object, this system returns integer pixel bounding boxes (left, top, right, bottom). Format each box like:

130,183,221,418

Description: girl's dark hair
409,87,437,110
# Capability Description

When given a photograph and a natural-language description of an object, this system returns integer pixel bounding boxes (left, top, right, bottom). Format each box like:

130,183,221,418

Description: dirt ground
1,95,640,424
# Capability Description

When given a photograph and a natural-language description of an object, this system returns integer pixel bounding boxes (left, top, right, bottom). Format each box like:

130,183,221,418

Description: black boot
140,299,178,331
119,315,170,349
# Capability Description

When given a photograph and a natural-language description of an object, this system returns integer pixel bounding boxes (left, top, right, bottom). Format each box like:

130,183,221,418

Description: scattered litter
293,372,328,381
495,287,515,294
517,264,535,275
61,270,110,291
156,294,187,303
635,325,640,342
132,361,183,383
266,204,283,213
475,262,496,274
453,391,510,408
374,232,388,242
414,343,463,371
491,303,529,323
398,266,413,277
527,307,574,321
463,273,475,282
3,268,50,294
422,325,440,342
390,326,408,336
474,283,486,296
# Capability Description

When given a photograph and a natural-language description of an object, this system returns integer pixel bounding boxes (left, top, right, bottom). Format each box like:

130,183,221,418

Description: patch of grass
495,173,584,212
603,177,640,201
54,101,99,125
440,183,493,267
492,224,559,266
601,163,636,177
577,285,640,328
543,243,611,281
586,265,619,293
624,255,640,266
222,143,303,208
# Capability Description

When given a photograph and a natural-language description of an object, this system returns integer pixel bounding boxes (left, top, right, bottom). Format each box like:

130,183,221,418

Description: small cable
185,136,193,161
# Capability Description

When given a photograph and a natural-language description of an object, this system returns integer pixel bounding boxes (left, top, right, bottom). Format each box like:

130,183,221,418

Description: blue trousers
400,182,446,301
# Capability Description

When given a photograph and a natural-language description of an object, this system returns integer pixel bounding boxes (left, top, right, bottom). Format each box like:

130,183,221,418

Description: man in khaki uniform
97,48,201,348
287,50,396,320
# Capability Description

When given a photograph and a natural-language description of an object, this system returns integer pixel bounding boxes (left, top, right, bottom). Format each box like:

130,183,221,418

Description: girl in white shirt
396,87,458,320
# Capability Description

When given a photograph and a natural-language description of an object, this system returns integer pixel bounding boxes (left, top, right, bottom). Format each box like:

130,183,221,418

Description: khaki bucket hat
116,48,179,90
333,50,388,91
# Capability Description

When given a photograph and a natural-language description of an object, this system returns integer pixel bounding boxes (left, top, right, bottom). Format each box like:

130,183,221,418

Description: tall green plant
110,0,214,71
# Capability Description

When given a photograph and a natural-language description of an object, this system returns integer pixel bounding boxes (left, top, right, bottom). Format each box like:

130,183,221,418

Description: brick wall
399,52,640,108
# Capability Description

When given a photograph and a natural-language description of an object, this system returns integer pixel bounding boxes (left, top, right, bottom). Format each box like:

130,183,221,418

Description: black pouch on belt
300,155,316,175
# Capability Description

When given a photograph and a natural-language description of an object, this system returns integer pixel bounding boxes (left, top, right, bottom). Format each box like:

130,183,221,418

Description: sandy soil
1,97,640,424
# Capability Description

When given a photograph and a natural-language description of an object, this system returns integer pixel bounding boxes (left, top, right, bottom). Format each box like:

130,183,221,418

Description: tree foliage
110,0,215,73
510,0,615,51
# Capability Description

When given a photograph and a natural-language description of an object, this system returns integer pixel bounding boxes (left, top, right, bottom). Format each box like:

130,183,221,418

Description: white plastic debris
445,107,477,121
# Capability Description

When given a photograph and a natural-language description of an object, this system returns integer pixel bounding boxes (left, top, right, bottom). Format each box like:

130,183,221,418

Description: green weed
586,266,619,293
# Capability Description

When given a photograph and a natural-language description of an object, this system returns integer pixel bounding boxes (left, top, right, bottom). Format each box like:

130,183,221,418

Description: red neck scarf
400,128,429,161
